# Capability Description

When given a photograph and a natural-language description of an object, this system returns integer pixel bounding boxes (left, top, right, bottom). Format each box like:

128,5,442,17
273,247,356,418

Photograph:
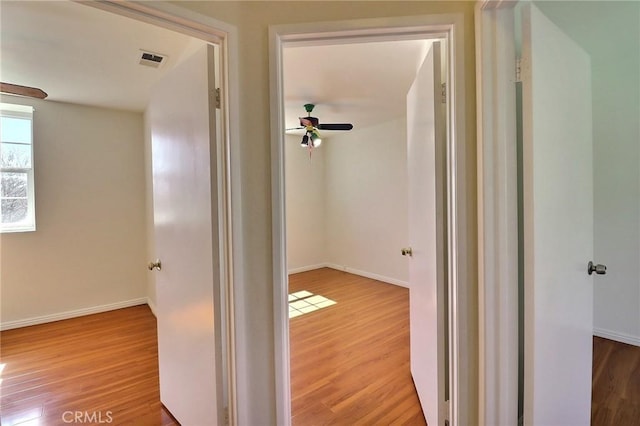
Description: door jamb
78,2,240,425
475,1,519,425
269,14,469,426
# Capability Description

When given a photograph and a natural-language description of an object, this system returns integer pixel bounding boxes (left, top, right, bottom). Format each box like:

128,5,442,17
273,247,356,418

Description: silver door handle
588,261,606,275
148,259,162,271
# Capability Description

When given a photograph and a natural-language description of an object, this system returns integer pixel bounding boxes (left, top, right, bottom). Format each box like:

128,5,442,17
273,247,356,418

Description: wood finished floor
1,274,639,425
289,268,426,425
592,336,640,425
0,305,178,426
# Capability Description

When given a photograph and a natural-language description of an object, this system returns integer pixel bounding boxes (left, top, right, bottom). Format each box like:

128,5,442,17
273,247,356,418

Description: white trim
1,103,36,233
594,328,640,348
78,3,240,425
325,264,410,288
147,298,158,317
0,298,148,331
288,263,330,275
269,25,291,426
79,1,231,43
0,103,34,114
288,263,409,288
270,13,470,426
475,1,519,425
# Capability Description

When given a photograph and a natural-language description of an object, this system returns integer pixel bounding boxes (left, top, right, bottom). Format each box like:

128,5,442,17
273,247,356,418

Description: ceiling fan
0,82,48,99
288,103,353,148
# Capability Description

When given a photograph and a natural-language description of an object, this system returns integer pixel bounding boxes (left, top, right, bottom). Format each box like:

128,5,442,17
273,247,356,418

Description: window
1,103,35,232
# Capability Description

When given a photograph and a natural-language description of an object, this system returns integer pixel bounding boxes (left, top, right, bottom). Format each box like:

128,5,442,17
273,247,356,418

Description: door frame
475,1,520,424
79,1,240,425
269,14,470,426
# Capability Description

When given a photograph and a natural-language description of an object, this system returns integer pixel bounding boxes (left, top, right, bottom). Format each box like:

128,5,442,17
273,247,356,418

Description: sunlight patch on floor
288,291,336,318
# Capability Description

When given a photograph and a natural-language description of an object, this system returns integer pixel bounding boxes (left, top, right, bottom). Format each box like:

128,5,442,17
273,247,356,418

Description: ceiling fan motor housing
299,116,319,127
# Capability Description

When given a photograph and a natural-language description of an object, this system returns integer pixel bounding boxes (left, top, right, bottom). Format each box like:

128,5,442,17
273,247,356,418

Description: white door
407,41,447,426
148,44,223,425
521,4,594,425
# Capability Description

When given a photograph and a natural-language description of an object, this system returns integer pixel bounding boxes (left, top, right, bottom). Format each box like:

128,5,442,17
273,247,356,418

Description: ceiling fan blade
0,82,48,99
317,123,353,131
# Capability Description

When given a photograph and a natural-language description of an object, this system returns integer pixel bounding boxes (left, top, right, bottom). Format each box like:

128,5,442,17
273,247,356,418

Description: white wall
286,117,408,285
0,95,147,327
537,1,640,345
285,134,327,272
325,118,409,285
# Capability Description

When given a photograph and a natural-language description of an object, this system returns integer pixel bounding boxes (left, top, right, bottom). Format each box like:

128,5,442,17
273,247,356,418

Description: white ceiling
1,1,433,126
0,1,204,112
283,39,432,135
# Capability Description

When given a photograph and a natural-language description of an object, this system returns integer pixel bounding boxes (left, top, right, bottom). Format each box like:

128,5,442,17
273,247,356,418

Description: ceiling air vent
139,50,167,69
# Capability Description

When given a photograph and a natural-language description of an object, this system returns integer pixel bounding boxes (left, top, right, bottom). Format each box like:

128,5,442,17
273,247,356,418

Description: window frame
1,103,36,233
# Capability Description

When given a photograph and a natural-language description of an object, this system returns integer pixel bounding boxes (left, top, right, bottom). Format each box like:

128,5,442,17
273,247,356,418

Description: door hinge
215,87,221,109
441,82,447,104
516,58,522,83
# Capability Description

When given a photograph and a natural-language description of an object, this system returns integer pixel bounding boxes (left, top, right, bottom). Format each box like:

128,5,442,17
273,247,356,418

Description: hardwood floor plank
0,305,178,426
5,272,637,425
289,268,427,425
592,336,640,426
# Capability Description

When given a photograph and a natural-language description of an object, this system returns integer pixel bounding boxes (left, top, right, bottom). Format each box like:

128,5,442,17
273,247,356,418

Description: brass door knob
401,247,413,257
148,260,162,271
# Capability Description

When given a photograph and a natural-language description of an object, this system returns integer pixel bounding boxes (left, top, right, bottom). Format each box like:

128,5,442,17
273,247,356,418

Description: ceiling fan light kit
300,127,322,148
309,130,321,146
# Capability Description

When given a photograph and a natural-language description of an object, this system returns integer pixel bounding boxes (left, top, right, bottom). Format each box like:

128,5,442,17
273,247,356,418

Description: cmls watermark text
62,411,113,424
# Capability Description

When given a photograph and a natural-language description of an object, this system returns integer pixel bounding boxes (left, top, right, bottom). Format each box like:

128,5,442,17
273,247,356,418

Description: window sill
1,225,36,234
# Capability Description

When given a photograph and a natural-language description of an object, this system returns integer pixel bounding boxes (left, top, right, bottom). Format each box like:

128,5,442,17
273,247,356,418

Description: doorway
476,1,640,424
270,14,471,426
36,2,238,424
282,37,437,423
0,0,236,424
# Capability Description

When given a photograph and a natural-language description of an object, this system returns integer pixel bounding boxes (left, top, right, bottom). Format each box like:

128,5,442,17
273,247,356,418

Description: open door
406,41,447,426
521,4,594,424
147,44,224,425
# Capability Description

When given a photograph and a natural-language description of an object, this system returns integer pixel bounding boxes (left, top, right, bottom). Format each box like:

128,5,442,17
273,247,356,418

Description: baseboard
0,297,148,331
288,263,330,275
147,297,158,317
325,263,409,288
288,263,408,288
594,327,640,347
